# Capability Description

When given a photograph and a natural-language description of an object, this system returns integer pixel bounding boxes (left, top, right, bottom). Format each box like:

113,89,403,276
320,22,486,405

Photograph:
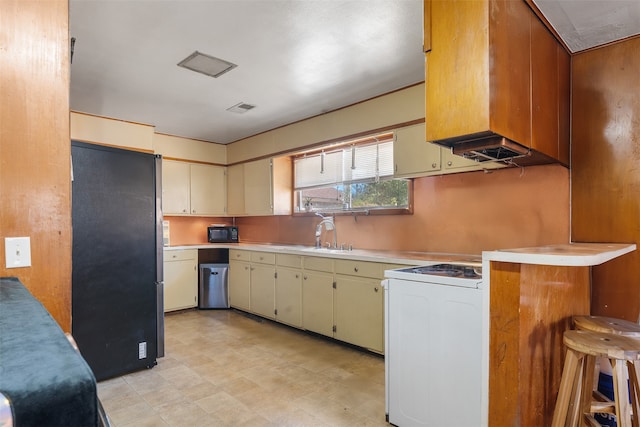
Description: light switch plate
5,237,31,268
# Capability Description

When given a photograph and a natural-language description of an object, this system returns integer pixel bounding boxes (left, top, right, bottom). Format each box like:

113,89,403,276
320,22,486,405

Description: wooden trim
572,33,640,55
522,0,572,54
160,156,226,167
153,131,226,146
70,110,155,129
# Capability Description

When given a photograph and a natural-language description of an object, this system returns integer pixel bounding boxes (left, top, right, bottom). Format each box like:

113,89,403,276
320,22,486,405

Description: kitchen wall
0,0,71,330
572,36,640,321
166,163,569,255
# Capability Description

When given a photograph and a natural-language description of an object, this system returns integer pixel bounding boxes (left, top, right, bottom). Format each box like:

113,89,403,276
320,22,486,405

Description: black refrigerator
71,141,164,381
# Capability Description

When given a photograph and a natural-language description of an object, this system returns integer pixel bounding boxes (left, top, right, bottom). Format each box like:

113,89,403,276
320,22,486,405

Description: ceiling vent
226,102,256,114
177,51,237,78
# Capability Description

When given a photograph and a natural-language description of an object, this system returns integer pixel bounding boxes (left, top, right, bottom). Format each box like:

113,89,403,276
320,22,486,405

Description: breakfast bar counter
484,241,636,427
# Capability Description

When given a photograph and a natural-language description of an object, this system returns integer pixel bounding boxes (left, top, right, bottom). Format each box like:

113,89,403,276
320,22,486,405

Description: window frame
291,133,413,217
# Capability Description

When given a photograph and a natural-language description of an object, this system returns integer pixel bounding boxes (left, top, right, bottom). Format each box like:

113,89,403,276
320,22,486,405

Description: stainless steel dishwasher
198,263,229,309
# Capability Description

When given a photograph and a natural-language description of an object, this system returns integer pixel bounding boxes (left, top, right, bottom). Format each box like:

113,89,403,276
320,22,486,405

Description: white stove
384,263,483,288
383,263,488,426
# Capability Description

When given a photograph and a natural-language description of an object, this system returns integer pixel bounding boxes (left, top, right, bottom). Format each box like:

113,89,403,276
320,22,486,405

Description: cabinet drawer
277,253,302,268
303,256,334,273
164,249,197,262
251,251,276,265
335,259,382,279
230,249,251,262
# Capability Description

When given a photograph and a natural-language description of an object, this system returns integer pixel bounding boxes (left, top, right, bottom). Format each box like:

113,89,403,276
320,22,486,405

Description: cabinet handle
303,275,308,280
295,274,299,279
182,209,187,213
374,287,379,292
354,267,359,273
447,161,452,166
432,162,437,168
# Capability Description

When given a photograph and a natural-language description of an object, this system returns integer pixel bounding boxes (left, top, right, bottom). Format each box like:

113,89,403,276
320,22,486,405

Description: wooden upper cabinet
425,0,569,165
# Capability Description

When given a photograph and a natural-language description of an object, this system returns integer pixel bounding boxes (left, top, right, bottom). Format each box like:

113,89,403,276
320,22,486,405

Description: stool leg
612,358,633,427
627,361,640,427
553,348,583,427
578,354,597,424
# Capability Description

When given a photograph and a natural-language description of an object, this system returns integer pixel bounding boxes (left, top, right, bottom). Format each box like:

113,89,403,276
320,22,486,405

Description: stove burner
409,264,481,279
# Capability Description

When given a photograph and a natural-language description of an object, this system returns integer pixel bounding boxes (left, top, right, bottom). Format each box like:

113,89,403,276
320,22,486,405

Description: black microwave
207,226,239,243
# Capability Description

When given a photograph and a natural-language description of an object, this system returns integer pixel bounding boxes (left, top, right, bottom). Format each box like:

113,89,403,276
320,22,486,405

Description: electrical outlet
5,237,31,268
138,342,147,359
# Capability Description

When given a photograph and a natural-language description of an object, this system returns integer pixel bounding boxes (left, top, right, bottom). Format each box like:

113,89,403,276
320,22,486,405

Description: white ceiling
532,0,640,53
69,0,640,145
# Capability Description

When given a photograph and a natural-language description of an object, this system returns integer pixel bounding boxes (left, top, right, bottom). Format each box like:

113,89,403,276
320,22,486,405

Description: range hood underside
431,131,558,166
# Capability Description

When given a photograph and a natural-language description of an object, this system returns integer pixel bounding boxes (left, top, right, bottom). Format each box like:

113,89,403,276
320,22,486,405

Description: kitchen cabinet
226,163,245,216
275,253,303,327
164,249,198,312
393,123,441,177
229,249,251,311
302,256,335,337
249,252,276,319
162,160,227,216
334,259,384,353
425,0,569,165
243,157,292,216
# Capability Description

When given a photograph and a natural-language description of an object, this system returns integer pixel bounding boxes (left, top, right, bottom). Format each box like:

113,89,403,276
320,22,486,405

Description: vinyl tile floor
97,309,388,427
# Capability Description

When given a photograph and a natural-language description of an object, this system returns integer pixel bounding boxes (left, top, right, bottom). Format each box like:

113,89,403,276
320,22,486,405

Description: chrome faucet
315,213,337,249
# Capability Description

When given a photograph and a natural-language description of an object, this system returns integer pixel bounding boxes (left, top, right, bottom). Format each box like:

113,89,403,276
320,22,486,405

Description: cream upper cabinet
243,159,272,216
189,163,226,216
162,160,190,215
243,157,292,216
394,123,441,177
226,163,245,216
162,160,226,216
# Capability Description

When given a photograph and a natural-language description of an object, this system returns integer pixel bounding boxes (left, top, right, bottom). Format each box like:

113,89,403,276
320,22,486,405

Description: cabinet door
162,160,190,215
190,164,226,216
250,263,275,319
226,163,245,216
229,259,251,311
244,159,272,216
164,255,198,312
275,267,303,327
334,275,384,353
302,270,334,337
394,123,441,177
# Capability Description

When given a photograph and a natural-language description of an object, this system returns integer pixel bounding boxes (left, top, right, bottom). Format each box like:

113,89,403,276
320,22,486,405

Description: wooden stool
552,330,640,427
574,315,640,337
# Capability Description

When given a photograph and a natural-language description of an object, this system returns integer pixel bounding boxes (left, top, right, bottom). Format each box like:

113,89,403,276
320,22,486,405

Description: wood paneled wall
572,36,640,321
0,0,71,330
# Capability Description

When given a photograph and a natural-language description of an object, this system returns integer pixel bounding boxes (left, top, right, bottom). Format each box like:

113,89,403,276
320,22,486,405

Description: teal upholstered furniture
0,277,98,426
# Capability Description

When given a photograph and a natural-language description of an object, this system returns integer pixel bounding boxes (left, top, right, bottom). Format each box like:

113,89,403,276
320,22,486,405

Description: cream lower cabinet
229,250,251,311
249,252,276,319
275,267,303,327
275,254,303,327
302,256,335,337
334,259,384,353
164,249,198,312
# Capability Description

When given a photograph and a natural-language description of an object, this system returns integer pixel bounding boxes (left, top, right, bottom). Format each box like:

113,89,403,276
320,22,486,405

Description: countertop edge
482,243,637,266
163,243,481,266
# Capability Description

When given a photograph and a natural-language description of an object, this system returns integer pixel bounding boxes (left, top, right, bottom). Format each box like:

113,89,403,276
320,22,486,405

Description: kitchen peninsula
484,242,636,426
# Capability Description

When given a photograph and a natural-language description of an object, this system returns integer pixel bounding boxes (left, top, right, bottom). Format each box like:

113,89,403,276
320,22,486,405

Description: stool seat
552,330,640,427
574,315,640,337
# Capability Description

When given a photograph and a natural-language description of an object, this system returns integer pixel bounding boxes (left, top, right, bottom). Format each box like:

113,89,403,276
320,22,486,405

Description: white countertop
164,243,482,266
483,242,636,266
166,242,636,267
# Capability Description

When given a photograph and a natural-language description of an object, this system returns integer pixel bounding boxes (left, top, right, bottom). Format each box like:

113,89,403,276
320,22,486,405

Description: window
294,133,410,214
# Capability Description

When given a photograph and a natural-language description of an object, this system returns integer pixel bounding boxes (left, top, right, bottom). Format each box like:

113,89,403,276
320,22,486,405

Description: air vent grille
226,102,256,114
